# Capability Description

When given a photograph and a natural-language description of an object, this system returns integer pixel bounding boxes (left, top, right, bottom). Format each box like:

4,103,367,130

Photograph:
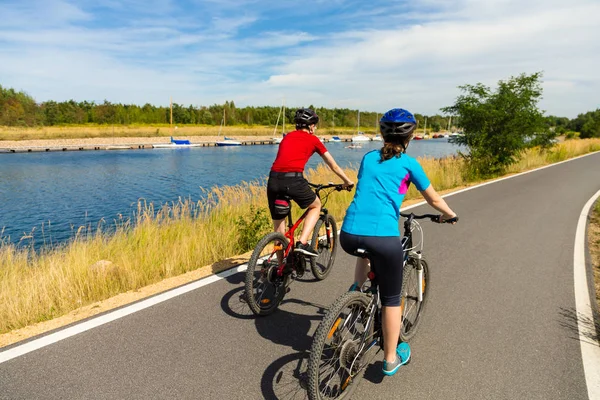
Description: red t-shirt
270,130,328,172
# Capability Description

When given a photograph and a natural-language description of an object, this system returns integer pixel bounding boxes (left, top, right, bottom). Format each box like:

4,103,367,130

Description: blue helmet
379,108,416,139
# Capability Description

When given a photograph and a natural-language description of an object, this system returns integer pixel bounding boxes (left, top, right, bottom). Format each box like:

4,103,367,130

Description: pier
0,138,354,153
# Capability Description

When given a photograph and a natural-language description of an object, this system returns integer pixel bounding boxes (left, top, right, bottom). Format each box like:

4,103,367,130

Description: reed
507,138,600,173
1,139,599,333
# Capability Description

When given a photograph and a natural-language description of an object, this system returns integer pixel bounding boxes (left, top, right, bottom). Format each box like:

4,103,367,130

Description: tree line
2,84,598,137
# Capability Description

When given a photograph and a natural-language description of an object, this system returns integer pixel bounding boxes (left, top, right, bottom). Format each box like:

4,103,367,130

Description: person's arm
321,152,354,187
420,185,456,222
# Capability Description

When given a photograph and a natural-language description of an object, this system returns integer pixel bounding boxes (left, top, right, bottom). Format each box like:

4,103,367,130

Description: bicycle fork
409,251,424,302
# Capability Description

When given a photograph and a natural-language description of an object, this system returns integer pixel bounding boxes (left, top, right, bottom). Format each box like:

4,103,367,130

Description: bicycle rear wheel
307,291,375,400
244,232,289,316
310,214,338,280
400,257,430,341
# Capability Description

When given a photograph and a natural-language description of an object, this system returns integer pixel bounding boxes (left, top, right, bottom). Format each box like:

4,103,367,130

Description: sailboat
153,98,201,148
372,112,382,141
216,107,241,147
351,110,370,142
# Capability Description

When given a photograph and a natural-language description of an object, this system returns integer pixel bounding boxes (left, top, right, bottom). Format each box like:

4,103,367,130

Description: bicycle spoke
400,258,429,341
315,301,374,397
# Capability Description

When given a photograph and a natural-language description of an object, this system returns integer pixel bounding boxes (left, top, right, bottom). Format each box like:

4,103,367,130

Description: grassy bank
591,199,600,312
1,139,599,335
0,124,363,141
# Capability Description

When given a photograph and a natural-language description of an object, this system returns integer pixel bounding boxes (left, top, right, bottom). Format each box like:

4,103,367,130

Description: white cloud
0,0,598,117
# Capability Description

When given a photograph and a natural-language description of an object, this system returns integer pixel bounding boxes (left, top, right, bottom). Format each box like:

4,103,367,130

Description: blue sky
0,0,598,118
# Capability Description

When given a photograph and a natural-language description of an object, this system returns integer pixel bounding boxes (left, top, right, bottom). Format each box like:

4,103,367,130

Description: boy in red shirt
268,108,354,256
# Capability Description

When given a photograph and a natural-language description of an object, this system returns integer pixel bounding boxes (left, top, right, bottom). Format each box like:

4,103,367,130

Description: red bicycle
244,182,352,316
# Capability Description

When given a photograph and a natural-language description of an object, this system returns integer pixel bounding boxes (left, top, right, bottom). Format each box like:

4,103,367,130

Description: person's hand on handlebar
438,214,459,224
342,181,354,191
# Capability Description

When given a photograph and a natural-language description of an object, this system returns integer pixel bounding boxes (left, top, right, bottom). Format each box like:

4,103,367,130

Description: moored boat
153,137,202,148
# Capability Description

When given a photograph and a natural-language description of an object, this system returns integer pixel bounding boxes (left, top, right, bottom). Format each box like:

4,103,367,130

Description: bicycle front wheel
244,232,289,316
400,257,430,341
310,214,338,280
307,291,375,400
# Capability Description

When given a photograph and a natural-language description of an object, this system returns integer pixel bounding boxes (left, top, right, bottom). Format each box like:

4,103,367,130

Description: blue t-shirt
341,150,431,237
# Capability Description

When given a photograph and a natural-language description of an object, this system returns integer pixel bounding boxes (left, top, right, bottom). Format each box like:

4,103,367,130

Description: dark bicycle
306,212,458,399
243,182,353,316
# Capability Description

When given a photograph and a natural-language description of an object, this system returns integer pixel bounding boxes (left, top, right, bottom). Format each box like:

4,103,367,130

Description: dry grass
590,200,600,312
0,183,266,333
507,139,600,173
1,138,599,336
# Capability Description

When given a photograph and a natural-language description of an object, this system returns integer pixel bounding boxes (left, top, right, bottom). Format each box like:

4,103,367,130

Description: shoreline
0,135,355,150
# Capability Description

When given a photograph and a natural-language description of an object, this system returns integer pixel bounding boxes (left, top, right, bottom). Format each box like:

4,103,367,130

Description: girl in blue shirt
340,108,458,376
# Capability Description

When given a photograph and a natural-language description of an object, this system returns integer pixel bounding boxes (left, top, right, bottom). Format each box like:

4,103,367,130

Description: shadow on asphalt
220,271,385,398
558,307,600,344
260,350,384,399
261,352,310,400
220,283,327,351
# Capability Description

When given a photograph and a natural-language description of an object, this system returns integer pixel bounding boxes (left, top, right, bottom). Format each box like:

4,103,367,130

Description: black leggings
340,231,405,306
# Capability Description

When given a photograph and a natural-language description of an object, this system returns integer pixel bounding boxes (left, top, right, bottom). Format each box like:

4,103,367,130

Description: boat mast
282,98,285,134
357,110,360,134
218,107,225,138
170,97,173,137
273,99,284,136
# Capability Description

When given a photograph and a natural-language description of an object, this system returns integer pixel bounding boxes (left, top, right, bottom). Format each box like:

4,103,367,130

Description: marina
0,137,358,153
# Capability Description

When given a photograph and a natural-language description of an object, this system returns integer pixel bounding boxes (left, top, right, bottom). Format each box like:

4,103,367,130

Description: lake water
0,139,461,247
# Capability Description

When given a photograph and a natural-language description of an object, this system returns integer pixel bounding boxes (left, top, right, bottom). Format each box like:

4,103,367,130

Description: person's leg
267,177,288,262
364,236,409,374
272,218,286,263
289,176,319,256
382,306,401,362
272,218,286,235
298,196,321,244
353,257,370,288
340,231,367,291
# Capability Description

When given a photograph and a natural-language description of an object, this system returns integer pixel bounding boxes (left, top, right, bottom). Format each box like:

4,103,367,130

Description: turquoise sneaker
382,342,411,376
348,282,360,292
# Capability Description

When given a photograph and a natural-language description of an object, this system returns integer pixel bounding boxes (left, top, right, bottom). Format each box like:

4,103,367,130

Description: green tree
442,72,553,177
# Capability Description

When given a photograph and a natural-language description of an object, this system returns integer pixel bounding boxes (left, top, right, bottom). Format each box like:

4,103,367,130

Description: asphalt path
1,152,599,399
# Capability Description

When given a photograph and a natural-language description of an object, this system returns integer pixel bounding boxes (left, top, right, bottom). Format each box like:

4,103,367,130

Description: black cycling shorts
340,231,405,307
267,171,317,220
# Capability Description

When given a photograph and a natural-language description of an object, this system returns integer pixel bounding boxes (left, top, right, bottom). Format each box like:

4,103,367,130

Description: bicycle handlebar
400,212,459,224
308,182,354,192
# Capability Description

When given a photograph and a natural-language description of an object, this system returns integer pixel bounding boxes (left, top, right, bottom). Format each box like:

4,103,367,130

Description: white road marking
574,190,600,399
0,265,248,364
1,150,598,365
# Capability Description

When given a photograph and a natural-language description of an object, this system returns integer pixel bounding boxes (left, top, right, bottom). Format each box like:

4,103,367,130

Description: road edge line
0,264,249,364
574,190,600,398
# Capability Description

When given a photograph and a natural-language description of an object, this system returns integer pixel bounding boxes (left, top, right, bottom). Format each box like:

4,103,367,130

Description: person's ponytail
379,136,410,162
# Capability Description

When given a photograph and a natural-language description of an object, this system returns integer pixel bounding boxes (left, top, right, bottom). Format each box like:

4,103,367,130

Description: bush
441,72,553,178
235,206,272,253
565,131,580,140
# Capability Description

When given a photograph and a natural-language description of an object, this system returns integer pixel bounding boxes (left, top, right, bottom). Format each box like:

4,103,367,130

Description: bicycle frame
347,213,432,371
272,183,344,278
